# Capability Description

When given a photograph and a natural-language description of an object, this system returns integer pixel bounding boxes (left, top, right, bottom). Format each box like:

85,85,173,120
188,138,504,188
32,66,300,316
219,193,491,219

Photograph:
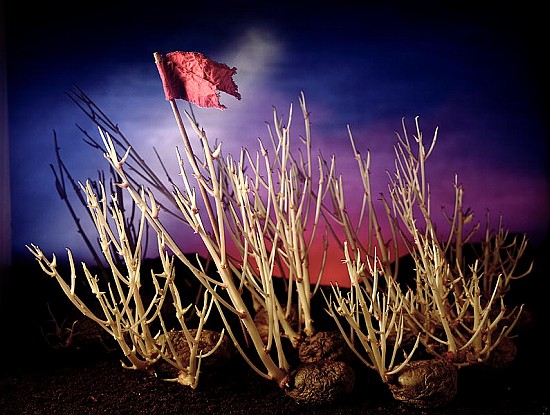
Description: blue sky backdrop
5,2,548,282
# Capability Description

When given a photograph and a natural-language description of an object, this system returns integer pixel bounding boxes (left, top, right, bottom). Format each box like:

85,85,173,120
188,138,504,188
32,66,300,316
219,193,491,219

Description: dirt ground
1,241,548,415
1,333,548,415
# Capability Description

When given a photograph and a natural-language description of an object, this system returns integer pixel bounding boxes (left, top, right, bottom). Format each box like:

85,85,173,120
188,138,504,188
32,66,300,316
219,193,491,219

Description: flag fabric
155,51,241,110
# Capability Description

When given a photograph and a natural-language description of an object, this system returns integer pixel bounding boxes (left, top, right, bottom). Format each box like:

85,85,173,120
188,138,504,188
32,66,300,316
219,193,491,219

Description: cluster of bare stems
30,87,333,390
124,90,330,387
28,86,239,387
28,181,224,387
323,116,532,388
386,119,531,366
28,85,532,401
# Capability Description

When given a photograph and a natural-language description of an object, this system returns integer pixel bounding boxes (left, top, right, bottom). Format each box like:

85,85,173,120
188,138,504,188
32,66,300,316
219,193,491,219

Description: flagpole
152,52,291,386
153,53,220,244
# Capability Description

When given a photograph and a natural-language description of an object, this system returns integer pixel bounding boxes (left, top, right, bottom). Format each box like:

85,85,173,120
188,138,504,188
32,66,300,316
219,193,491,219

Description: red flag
155,51,241,110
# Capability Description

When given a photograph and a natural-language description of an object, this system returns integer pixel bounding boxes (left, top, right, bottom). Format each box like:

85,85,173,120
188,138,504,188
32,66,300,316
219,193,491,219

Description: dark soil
1,240,548,415
0,339,548,415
